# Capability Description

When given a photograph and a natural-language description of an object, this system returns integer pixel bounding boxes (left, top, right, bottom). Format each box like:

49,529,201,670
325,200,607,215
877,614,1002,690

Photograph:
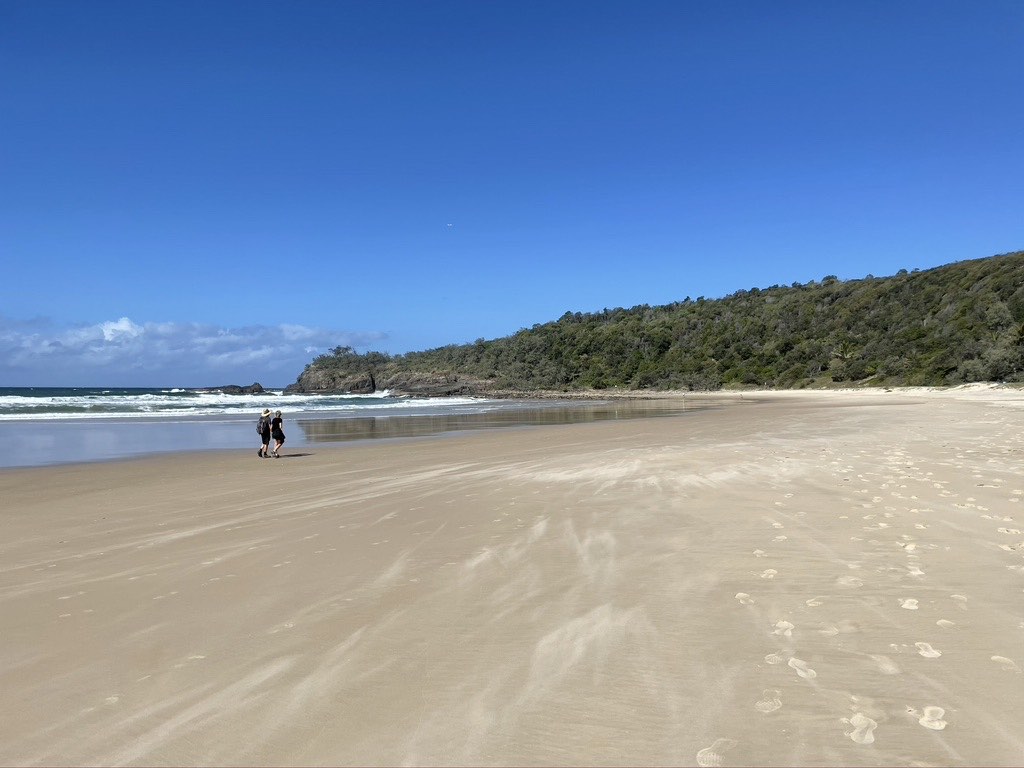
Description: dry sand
1,388,1023,766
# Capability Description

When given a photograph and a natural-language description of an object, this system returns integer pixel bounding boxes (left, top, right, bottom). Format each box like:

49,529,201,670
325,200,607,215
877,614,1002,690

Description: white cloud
0,316,388,387
101,317,143,342
280,324,319,341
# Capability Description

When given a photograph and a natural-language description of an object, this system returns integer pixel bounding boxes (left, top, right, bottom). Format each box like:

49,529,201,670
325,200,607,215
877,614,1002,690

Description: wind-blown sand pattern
1,387,1022,766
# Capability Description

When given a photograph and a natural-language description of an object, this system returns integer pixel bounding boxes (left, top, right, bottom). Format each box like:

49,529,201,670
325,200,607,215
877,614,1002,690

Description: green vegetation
295,250,1024,392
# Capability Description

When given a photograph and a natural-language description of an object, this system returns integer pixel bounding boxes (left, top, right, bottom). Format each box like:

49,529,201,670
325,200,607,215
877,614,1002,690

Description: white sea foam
0,387,615,468
0,388,496,421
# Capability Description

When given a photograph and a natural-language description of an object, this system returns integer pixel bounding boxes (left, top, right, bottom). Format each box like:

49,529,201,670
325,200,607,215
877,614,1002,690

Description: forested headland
287,250,1024,395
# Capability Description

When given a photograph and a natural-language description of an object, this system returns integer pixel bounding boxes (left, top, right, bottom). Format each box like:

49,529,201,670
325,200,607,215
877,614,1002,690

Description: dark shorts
261,432,271,445
272,431,285,443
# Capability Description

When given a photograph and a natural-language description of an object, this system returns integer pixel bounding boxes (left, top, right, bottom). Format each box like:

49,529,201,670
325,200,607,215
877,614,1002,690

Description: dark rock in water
196,382,265,395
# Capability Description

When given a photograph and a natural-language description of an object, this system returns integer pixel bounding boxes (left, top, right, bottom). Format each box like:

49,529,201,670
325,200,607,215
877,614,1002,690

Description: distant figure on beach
257,408,272,458
270,410,285,458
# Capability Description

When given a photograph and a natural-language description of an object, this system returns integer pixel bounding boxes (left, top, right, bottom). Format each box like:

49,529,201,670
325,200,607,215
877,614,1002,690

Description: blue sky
2,0,1022,387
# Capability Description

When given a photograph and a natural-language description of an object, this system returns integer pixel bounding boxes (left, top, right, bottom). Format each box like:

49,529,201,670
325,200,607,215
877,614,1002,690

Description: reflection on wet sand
295,398,723,443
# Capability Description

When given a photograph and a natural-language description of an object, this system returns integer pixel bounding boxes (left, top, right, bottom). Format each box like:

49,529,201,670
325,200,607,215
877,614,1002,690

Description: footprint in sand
936,619,955,628
900,598,919,610
991,656,1022,673
773,620,794,637
843,713,878,744
764,653,785,665
695,738,737,767
759,569,778,579
915,642,942,658
918,706,948,730
735,592,755,605
837,575,864,588
805,597,824,607
755,689,782,713
788,657,817,679
752,549,768,558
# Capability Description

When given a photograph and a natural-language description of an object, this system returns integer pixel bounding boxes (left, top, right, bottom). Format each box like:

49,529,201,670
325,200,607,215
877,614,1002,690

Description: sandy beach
1,387,1022,766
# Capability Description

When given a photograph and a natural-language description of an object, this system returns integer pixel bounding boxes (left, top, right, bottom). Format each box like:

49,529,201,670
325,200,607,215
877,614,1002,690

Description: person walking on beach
257,408,272,458
270,410,285,458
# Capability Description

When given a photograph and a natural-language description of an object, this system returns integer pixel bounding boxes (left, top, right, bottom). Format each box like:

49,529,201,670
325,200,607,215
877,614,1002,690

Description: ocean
0,387,482,421
0,387,698,469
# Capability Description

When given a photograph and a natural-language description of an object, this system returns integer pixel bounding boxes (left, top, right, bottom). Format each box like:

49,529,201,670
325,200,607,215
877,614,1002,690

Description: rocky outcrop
377,372,489,397
284,368,492,397
284,371,375,395
196,382,265,395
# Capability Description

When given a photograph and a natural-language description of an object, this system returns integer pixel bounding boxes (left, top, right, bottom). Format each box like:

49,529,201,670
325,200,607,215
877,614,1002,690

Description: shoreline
0,397,706,470
5,383,1021,472
2,388,1022,765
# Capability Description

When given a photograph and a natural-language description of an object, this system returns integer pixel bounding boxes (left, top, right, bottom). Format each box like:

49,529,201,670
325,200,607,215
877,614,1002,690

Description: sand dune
1,387,1022,765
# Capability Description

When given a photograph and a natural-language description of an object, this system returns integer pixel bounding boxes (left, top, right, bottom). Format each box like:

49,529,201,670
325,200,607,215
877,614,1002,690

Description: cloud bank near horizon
0,316,386,387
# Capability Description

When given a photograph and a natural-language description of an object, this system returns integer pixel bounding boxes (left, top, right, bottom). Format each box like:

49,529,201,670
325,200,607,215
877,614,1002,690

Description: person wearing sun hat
257,409,272,458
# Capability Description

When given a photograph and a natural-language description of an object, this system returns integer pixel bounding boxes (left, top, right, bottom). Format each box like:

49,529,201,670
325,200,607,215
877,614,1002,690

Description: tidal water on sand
0,388,718,468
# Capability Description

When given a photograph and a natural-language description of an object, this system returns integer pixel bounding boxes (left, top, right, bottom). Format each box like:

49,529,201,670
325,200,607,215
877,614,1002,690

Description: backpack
257,416,268,434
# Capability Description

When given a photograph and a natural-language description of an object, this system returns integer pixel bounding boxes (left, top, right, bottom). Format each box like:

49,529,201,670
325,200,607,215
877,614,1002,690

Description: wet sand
1,387,1022,766
0,397,708,469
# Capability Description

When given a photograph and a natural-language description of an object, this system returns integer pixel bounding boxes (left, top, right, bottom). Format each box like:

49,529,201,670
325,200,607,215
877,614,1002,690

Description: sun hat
262,409,271,416
275,410,282,416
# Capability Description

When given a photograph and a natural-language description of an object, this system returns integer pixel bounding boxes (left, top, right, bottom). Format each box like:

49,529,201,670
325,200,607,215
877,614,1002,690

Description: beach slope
1,388,1022,766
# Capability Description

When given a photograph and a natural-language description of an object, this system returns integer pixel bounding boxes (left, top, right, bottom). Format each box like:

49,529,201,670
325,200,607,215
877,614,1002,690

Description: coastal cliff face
284,369,376,395
377,372,487,397
285,369,488,397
